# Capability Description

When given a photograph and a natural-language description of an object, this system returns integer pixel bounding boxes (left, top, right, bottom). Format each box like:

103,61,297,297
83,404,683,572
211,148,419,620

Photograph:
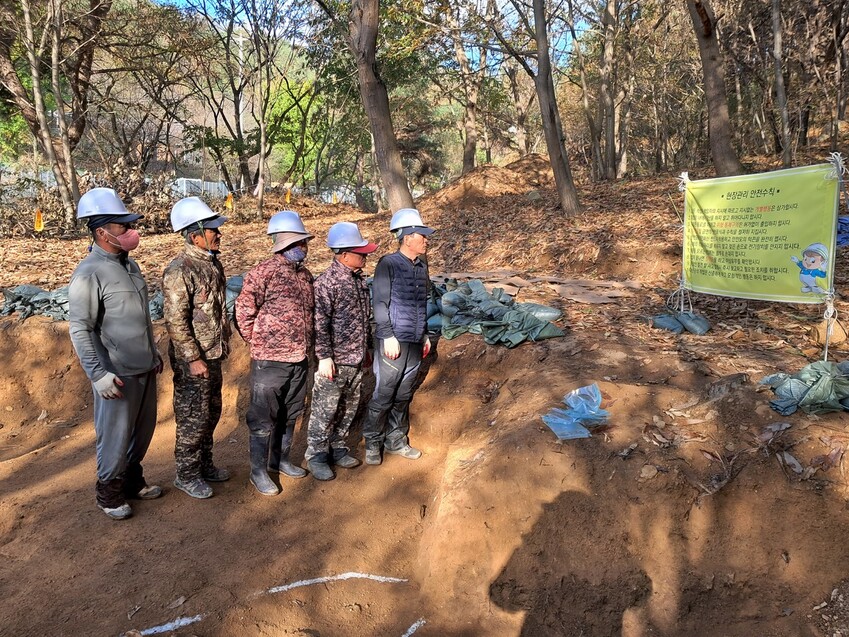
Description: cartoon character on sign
791,243,828,294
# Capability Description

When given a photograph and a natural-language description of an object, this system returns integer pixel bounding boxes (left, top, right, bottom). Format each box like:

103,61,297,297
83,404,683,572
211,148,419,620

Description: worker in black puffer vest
361,208,435,466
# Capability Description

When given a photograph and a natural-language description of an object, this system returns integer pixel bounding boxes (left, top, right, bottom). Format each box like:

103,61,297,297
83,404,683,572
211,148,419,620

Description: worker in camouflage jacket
235,210,315,496
162,198,230,500
304,222,378,481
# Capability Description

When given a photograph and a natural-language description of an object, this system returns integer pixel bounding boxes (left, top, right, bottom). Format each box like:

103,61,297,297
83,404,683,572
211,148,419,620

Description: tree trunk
50,0,80,206
772,0,792,167
20,0,75,224
354,149,370,211
566,0,602,181
505,64,529,155
599,0,617,180
348,0,413,211
533,0,580,214
686,0,744,176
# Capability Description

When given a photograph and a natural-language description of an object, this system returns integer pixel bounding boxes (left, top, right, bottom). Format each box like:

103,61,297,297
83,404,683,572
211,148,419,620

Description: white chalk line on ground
125,572,414,636
401,618,427,636
137,614,205,635
266,571,408,594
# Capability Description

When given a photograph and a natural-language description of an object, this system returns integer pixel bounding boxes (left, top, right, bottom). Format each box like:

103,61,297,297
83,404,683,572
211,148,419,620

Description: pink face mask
104,228,140,252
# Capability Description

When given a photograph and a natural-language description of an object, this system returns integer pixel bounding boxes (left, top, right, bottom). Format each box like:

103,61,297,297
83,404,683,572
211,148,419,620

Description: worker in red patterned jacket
235,210,314,496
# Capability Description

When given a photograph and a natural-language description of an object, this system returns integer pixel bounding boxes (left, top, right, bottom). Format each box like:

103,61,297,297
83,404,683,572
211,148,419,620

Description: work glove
94,372,124,400
318,357,336,380
383,336,401,360
189,359,209,378
423,336,431,358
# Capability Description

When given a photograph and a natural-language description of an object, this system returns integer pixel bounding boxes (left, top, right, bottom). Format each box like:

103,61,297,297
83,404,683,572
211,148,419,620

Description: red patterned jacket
235,254,314,363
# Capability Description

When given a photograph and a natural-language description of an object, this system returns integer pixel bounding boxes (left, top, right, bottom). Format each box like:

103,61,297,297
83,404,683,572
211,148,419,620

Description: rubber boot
307,452,335,481
249,435,279,496
332,447,360,469
268,446,307,478
361,405,385,465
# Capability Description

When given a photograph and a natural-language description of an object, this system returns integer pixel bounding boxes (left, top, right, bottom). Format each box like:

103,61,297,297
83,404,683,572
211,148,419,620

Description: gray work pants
92,370,157,504
362,339,422,451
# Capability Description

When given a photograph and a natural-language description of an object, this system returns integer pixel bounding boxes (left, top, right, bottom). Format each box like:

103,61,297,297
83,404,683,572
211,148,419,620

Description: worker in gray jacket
69,188,163,520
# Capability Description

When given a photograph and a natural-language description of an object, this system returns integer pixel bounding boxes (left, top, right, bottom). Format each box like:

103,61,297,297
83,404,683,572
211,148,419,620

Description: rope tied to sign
666,280,693,314
823,292,838,362
828,153,849,216
677,171,690,192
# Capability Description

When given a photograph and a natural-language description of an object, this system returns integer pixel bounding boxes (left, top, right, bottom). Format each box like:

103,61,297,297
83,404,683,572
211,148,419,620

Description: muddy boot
249,435,279,496
307,453,335,481
365,446,382,466
268,446,307,479
332,447,360,469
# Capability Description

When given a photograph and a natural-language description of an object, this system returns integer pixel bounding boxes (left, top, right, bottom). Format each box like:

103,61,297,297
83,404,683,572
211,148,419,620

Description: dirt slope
2,156,849,636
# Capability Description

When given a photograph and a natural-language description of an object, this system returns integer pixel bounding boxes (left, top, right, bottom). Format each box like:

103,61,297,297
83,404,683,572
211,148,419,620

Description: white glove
318,358,336,380
790,256,800,264
383,336,401,360
94,372,124,399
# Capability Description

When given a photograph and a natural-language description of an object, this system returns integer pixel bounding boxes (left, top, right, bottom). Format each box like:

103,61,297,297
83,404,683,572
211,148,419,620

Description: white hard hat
803,243,829,262
77,188,141,224
327,222,371,249
267,210,310,235
170,197,227,232
389,208,435,237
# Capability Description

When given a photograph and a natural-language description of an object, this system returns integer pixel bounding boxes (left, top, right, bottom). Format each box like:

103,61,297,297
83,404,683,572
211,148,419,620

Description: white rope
666,281,692,314
677,171,690,192
827,152,847,180
823,293,837,362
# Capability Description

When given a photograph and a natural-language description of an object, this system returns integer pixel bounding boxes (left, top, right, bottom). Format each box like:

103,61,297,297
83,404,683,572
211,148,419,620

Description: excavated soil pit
2,316,849,636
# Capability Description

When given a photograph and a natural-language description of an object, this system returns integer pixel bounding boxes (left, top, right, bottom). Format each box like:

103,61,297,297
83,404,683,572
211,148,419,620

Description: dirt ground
3,155,849,636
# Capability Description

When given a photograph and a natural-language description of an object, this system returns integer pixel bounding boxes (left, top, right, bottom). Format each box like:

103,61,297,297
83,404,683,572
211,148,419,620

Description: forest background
0,0,846,233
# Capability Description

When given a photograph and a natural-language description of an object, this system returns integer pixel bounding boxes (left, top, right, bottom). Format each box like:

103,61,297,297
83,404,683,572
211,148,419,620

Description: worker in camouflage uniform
304,222,377,480
162,197,230,499
69,188,163,521
236,210,314,496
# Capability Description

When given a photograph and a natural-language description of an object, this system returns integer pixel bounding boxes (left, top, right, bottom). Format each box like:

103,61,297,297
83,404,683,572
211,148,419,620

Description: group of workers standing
68,187,435,520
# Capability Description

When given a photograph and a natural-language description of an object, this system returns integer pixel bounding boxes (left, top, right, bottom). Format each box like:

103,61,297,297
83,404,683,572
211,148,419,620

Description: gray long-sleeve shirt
69,245,158,382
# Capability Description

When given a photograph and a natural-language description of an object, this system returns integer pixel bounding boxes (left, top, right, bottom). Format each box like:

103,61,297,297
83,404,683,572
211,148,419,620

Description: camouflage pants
171,354,223,482
305,365,364,461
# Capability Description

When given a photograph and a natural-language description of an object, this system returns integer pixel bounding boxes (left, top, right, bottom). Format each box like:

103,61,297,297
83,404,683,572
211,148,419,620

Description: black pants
246,359,308,456
362,339,422,451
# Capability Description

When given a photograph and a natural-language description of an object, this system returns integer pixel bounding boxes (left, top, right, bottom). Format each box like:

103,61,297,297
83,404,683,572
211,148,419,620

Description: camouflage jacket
162,243,231,362
314,259,372,366
235,253,314,363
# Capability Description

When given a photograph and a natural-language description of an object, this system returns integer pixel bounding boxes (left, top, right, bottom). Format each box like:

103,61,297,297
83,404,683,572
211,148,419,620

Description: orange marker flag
224,192,233,210
34,209,44,232
285,188,291,204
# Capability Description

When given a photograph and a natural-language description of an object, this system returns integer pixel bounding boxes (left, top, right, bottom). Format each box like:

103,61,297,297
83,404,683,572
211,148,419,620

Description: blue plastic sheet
541,384,609,440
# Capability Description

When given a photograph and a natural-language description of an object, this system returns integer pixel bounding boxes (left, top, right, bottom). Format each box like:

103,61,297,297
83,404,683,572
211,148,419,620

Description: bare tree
0,0,110,223
315,0,414,211
686,0,744,176
489,0,581,214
